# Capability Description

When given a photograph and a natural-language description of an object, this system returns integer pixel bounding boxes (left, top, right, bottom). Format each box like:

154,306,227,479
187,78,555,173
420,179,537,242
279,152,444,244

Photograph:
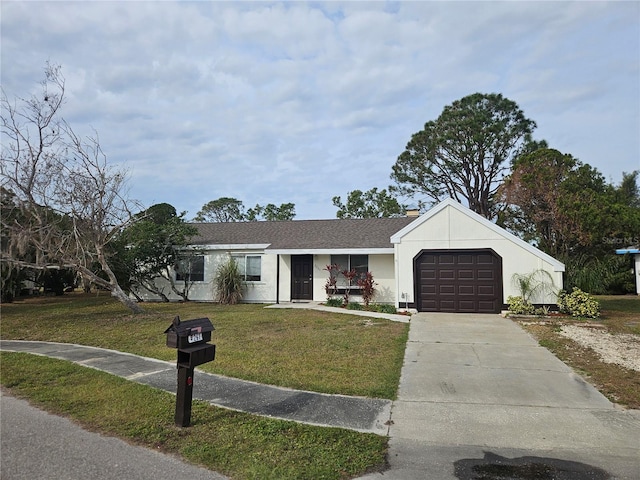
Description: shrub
325,297,343,308
214,256,244,304
370,304,397,315
534,305,551,316
507,295,535,315
346,302,363,310
557,287,600,318
566,254,635,295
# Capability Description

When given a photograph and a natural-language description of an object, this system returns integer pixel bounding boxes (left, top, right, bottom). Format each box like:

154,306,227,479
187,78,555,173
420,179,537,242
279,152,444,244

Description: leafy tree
332,188,406,218
194,197,245,222
500,148,579,257
501,149,640,294
500,148,633,259
118,203,198,302
1,63,143,313
245,202,296,221
194,197,296,222
391,92,536,218
617,171,640,208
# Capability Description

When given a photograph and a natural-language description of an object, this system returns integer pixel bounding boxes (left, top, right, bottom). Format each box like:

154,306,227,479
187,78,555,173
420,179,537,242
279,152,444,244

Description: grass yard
3,292,637,478
1,353,387,480
0,293,408,398
0,293,407,479
518,295,640,409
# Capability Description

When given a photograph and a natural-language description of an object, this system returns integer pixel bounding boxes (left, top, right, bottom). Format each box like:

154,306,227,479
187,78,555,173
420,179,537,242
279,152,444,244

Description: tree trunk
84,249,146,314
110,284,145,314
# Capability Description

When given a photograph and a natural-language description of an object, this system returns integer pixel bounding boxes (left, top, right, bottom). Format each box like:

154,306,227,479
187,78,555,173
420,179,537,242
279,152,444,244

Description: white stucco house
141,199,564,313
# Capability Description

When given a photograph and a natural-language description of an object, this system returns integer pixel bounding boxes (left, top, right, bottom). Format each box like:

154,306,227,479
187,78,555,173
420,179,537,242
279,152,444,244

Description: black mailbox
165,316,214,349
164,316,216,427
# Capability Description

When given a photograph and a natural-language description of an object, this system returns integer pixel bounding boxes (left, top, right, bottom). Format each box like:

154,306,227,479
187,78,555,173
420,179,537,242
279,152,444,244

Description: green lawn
1,352,387,480
0,293,407,479
0,293,408,398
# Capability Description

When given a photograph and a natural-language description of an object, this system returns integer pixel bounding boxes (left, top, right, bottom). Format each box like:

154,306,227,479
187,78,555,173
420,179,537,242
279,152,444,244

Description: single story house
615,246,640,295
141,199,564,313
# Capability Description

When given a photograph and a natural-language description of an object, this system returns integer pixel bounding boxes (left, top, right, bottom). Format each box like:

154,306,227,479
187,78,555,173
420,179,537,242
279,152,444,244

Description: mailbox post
164,316,215,427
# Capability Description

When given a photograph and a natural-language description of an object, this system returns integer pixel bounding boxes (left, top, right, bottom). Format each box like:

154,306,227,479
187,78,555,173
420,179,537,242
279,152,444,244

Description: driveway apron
362,313,640,479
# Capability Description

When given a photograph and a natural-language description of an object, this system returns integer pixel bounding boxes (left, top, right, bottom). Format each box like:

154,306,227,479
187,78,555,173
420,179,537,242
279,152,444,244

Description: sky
2,1,639,220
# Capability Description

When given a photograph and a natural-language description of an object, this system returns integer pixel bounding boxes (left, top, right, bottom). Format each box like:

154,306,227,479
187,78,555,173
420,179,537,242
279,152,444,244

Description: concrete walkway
265,300,412,322
0,339,391,434
360,313,640,479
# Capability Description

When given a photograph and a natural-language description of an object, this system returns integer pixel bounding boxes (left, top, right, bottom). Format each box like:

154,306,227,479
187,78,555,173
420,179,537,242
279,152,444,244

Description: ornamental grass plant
214,256,244,304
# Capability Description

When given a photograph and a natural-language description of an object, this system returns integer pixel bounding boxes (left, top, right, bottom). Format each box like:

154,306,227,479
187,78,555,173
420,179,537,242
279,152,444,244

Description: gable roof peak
390,198,565,271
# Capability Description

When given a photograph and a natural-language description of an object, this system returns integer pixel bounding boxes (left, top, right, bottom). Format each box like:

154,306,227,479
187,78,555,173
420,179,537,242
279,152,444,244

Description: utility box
164,315,216,427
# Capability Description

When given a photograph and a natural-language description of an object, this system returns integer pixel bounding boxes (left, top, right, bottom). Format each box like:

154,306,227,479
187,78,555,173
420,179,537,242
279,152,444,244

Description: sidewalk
265,301,412,323
0,339,391,435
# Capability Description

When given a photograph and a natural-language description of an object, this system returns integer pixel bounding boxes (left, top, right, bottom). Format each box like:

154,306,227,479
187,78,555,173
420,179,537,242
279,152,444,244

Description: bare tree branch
1,63,143,313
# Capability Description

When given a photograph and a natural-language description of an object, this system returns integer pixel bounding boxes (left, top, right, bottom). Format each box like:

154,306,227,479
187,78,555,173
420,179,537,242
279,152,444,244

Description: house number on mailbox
188,332,203,343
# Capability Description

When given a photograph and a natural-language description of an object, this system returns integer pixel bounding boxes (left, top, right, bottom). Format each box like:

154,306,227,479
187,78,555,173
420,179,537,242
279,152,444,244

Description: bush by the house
507,295,535,315
369,304,398,315
325,297,343,308
534,305,551,316
557,287,601,318
323,299,398,315
214,256,244,304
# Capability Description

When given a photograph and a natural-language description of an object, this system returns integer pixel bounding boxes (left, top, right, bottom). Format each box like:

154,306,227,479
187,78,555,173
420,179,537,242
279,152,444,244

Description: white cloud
1,1,638,219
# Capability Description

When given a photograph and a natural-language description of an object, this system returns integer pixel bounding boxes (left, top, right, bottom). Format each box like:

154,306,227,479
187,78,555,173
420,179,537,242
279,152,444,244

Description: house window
232,255,262,282
330,254,368,287
176,255,205,282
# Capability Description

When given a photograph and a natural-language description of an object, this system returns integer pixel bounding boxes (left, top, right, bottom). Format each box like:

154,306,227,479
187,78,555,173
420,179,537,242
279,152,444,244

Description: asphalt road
0,390,226,480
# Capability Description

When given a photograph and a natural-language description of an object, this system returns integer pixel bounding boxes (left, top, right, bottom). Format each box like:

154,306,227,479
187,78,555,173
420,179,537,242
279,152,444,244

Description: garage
391,199,564,311
414,249,502,313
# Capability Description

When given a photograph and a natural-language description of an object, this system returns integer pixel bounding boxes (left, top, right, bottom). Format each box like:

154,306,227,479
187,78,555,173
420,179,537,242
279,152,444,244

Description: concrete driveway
361,313,640,479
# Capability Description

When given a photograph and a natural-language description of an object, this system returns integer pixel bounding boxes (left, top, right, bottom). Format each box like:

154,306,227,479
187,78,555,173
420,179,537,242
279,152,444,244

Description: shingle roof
188,217,416,250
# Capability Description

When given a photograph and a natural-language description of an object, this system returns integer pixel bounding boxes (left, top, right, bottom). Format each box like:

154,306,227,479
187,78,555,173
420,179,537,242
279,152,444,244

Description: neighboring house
615,246,640,295
139,199,564,313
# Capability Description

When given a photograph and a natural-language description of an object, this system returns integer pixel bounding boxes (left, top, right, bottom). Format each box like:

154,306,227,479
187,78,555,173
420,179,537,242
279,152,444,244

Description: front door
291,255,313,301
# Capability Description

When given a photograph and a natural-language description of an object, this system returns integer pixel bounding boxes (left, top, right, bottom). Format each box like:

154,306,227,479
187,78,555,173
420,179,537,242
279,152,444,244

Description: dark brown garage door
414,249,502,313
